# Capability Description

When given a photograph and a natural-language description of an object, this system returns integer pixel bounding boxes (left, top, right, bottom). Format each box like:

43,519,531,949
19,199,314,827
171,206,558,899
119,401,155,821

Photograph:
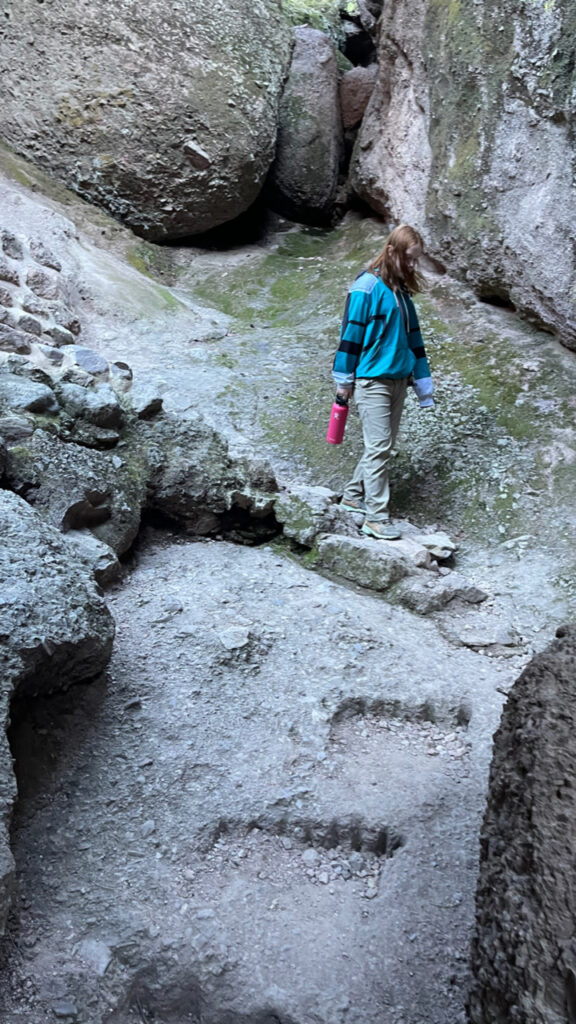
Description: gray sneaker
340,498,366,513
362,520,401,541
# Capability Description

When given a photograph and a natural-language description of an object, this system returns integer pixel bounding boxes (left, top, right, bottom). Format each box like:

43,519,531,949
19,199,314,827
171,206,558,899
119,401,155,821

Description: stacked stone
0,229,80,358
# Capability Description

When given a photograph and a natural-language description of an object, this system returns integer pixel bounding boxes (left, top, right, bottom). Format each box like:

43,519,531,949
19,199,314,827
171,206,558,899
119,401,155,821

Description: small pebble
52,1003,78,1020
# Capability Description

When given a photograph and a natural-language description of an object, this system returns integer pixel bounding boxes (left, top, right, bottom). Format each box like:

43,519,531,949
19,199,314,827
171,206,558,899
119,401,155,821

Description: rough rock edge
469,624,576,1023
0,490,115,933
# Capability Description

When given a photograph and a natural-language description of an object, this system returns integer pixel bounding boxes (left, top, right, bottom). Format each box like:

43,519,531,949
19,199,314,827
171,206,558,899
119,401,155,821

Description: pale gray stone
316,533,410,592
128,381,163,420
1,231,24,261
61,346,109,376
0,413,34,441
0,373,58,414
0,324,32,354
30,240,62,271
0,256,19,286
26,267,59,300
58,382,123,429
65,531,121,586
17,314,42,337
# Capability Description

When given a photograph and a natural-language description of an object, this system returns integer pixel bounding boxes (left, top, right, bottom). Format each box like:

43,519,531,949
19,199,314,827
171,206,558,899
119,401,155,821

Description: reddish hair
368,224,425,294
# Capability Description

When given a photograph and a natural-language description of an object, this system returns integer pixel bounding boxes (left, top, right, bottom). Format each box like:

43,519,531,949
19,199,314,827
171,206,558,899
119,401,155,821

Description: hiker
332,224,434,541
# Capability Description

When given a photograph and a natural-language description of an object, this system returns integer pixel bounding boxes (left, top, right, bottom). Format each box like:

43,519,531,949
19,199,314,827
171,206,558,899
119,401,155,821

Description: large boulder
0,0,292,240
351,0,576,350
0,490,115,933
469,624,576,1023
268,27,344,226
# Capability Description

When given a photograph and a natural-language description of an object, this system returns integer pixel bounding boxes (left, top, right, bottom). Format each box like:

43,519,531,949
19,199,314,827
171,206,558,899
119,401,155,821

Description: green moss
424,0,515,239
126,243,179,281
154,286,183,312
189,221,378,331
282,0,349,36
299,544,322,569
214,352,238,370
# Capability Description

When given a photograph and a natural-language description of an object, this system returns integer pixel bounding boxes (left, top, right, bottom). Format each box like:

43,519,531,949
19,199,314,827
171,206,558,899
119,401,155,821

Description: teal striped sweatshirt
332,271,434,407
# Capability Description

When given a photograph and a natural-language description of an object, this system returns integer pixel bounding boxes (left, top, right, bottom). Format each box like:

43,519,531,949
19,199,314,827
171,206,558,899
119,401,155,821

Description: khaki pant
342,377,407,522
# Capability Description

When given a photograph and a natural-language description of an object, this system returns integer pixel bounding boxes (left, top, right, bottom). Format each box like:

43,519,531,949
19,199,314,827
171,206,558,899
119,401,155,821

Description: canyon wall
352,0,576,350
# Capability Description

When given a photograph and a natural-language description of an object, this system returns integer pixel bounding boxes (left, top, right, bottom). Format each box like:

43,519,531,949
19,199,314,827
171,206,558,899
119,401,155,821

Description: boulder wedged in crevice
268,26,344,227
469,624,576,1023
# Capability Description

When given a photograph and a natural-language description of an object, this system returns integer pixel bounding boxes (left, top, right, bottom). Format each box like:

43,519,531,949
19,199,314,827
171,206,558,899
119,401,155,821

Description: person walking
332,224,434,540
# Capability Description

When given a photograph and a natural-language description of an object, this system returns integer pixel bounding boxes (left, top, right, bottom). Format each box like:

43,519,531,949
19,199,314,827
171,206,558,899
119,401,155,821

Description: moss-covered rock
352,0,576,349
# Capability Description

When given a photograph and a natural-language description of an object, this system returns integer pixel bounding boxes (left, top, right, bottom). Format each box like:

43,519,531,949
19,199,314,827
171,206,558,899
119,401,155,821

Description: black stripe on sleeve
339,339,363,355
349,319,368,327
408,327,421,334
411,345,426,359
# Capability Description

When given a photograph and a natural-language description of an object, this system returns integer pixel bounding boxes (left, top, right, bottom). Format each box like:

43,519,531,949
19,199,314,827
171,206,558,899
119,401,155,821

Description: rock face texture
0,0,292,240
469,624,576,1024
350,1,432,230
268,27,343,226
0,490,115,933
352,0,576,350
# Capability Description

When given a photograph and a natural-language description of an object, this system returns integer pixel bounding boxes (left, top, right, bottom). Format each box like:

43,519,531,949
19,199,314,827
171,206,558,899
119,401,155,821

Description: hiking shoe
340,498,366,513
362,520,401,541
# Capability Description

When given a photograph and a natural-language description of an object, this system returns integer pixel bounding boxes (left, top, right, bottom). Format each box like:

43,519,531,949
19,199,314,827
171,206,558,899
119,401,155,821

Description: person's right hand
336,385,354,400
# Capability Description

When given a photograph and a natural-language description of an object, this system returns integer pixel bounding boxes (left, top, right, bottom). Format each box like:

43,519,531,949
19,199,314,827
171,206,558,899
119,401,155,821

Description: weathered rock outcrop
268,27,343,226
0,359,278,566
275,484,487,612
0,0,292,240
469,624,576,1023
0,490,115,932
352,0,576,349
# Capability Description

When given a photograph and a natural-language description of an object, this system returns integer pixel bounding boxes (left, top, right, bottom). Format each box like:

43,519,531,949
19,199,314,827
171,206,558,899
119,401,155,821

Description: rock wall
352,0,576,350
0,0,292,240
0,490,115,932
469,624,576,1024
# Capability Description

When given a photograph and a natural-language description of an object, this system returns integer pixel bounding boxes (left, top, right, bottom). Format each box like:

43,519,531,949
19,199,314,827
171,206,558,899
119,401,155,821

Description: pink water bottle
326,395,349,445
